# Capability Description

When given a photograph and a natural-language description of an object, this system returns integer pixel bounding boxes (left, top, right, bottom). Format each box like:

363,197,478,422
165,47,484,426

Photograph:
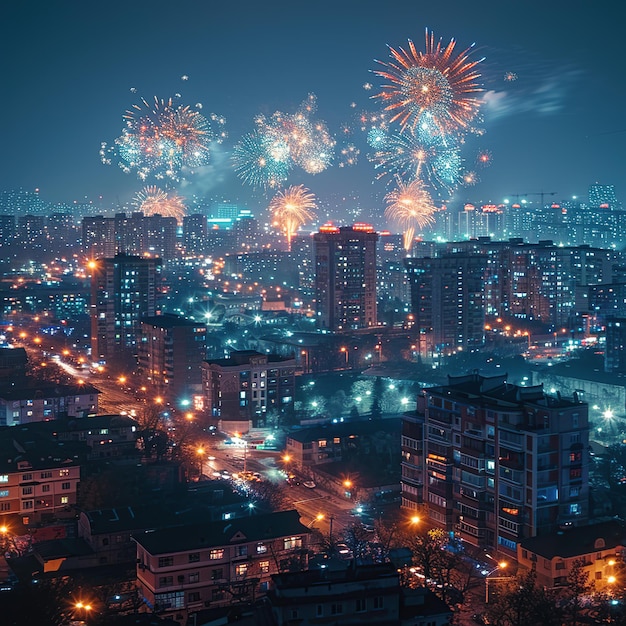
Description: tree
485,569,561,626
559,558,596,626
0,577,79,626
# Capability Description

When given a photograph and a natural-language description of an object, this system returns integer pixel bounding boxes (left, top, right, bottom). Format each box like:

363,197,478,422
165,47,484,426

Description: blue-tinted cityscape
1,1,626,624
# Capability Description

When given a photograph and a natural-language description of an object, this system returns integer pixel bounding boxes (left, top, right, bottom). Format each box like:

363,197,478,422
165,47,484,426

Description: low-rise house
267,561,452,626
78,486,249,568
133,509,310,620
517,519,626,590
0,379,100,425
0,436,83,525
284,418,401,469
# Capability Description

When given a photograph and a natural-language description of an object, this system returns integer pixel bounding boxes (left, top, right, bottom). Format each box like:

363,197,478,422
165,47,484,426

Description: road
8,318,365,539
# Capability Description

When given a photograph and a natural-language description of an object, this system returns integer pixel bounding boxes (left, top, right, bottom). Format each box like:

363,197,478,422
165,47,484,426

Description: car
303,480,316,489
221,471,233,479
472,614,489,625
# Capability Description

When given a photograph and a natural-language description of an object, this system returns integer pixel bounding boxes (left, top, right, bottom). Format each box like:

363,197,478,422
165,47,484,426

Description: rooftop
519,520,626,560
133,509,310,555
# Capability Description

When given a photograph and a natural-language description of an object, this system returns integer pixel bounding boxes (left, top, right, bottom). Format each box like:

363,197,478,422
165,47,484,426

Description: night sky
1,0,624,225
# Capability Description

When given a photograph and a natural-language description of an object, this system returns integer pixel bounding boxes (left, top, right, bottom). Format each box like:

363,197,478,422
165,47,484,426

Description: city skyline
1,0,625,227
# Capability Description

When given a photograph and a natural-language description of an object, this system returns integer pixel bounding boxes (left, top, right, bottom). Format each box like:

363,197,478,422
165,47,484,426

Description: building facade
201,350,296,432
517,520,626,590
313,223,378,331
90,253,162,368
404,373,589,559
404,254,486,360
0,381,99,426
133,509,310,620
138,313,207,405
0,455,81,525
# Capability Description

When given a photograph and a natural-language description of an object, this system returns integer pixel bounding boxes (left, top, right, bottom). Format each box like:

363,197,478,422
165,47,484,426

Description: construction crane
509,191,558,206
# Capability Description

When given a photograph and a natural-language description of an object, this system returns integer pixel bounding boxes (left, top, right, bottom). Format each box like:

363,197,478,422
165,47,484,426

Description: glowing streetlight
196,446,206,478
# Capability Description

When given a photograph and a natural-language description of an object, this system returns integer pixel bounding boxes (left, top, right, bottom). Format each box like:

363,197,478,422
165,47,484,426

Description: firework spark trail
268,185,317,250
385,178,437,251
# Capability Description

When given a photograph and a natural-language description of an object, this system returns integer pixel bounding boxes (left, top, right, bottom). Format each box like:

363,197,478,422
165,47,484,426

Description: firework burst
102,96,225,182
372,28,484,135
232,129,292,190
133,185,187,224
235,95,335,190
370,128,462,194
268,185,317,250
385,178,437,251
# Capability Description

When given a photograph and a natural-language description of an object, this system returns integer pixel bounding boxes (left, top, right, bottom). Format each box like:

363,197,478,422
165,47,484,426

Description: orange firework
269,185,317,250
373,28,484,134
133,185,187,224
385,179,436,251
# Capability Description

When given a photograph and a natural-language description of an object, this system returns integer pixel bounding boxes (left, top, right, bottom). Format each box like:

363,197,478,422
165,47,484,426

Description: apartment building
133,509,310,620
403,373,589,559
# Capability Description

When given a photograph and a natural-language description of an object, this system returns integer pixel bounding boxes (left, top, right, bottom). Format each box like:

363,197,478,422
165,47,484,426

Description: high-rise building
403,373,589,559
82,215,117,258
82,212,177,261
182,213,208,255
604,317,626,373
588,184,618,208
137,313,207,406
90,253,162,369
404,254,486,359
313,223,378,331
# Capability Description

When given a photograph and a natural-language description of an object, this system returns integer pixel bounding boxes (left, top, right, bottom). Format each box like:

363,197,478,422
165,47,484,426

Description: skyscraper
90,253,162,369
313,223,378,331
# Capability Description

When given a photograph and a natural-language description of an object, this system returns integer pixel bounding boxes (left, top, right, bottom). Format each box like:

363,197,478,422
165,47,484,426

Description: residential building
404,254,486,360
267,562,452,626
285,419,402,469
82,213,177,261
604,317,626,374
313,223,378,331
201,350,295,432
407,373,589,559
182,213,208,255
77,490,248,568
133,509,310,619
0,347,27,380
517,519,626,590
400,411,425,515
0,380,99,426
90,253,162,369
0,438,82,525
138,313,207,405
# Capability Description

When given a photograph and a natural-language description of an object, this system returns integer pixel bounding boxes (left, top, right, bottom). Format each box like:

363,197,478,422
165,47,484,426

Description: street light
340,346,348,368
196,446,205,478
